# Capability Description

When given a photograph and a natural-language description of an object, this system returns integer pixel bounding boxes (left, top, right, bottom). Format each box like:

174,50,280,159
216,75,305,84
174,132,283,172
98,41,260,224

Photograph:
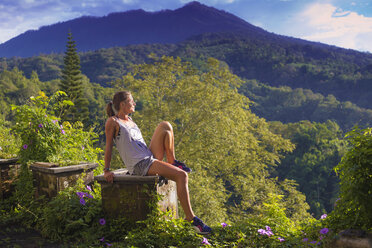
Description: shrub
0,119,20,159
11,91,102,165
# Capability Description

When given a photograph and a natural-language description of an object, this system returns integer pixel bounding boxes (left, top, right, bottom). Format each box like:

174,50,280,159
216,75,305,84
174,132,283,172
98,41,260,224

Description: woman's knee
158,121,173,131
175,170,188,183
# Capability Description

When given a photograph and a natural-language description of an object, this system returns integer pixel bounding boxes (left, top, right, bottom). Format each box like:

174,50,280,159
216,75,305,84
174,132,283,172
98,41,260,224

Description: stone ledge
95,169,160,184
30,162,98,174
0,158,19,165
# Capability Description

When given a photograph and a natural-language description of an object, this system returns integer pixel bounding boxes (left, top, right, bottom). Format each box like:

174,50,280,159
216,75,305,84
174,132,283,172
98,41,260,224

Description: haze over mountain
0,1,269,58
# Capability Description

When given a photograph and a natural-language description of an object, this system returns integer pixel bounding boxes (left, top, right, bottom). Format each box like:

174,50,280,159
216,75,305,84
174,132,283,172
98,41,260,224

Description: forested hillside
1,34,372,131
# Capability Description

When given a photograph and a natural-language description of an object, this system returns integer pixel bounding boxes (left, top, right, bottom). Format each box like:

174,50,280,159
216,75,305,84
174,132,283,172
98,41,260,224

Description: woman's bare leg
149,121,176,164
147,160,195,221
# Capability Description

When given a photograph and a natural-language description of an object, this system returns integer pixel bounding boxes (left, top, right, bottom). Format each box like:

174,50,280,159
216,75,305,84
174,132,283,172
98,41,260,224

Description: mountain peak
0,1,261,58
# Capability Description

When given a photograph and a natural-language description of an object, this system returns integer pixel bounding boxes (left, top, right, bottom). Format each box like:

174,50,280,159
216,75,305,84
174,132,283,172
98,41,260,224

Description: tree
329,127,372,231
113,56,310,224
269,120,347,217
59,32,89,124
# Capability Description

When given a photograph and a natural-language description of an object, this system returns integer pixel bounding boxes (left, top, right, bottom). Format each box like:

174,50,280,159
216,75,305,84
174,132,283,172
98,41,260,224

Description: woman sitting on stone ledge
103,91,212,234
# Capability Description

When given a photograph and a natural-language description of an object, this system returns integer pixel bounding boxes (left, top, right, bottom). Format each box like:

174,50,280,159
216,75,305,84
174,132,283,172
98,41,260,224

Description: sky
1,0,372,53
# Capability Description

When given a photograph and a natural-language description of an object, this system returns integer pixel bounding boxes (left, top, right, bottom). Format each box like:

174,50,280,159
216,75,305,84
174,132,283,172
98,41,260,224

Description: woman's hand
104,171,115,183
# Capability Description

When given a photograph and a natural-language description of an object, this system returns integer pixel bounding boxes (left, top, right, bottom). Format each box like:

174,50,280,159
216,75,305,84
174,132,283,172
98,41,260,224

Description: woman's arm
104,117,117,183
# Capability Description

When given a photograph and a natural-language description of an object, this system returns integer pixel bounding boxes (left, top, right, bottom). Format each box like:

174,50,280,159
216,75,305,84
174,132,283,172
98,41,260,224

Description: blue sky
1,0,372,53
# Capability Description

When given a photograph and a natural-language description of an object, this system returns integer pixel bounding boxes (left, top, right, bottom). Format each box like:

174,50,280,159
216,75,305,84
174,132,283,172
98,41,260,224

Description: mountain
0,1,267,58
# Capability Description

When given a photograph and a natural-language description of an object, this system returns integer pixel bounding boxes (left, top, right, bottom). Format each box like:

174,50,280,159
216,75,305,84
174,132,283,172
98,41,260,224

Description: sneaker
191,216,212,234
173,159,192,173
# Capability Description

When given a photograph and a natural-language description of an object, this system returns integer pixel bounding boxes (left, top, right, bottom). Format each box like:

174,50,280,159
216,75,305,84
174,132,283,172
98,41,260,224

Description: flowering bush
37,177,104,243
0,120,20,159
11,91,102,165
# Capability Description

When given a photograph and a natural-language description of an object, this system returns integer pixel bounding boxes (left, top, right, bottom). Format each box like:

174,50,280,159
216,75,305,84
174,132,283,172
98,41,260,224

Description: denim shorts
132,156,156,176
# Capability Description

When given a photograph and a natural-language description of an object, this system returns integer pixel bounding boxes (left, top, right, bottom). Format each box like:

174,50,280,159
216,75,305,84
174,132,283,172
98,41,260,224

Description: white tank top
113,116,152,174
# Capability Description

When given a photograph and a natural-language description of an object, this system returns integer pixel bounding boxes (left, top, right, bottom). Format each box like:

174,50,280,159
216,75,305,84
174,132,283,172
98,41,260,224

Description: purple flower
221,222,228,228
38,124,43,128
99,237,105,242
60,129,65,134
23,144,28,149
99,218,106,225
79,198,86,205
278,237,285,242
86,185,92,191
258,229,266,235
310,241,317,244
86,193,93,199
320,228,329,235
320,214,327,219
202,237,210,245
82,146,85,150
106,243,112,247
76,192,85,198
265,225,271,231
303,238,308,242
52,120,58,124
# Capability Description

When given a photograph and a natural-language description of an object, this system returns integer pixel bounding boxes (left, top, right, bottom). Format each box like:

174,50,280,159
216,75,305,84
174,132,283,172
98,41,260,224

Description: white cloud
296,3,372,52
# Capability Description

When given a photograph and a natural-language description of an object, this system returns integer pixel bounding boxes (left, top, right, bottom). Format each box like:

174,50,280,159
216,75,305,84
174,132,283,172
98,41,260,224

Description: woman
104,91,212,234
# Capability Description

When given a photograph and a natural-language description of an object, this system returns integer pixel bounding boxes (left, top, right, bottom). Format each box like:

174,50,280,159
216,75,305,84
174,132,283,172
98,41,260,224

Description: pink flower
320,214,327,219
202,237,210,245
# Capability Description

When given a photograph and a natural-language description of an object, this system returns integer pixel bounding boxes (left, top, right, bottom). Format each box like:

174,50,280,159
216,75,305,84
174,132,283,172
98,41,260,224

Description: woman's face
120,94,136,114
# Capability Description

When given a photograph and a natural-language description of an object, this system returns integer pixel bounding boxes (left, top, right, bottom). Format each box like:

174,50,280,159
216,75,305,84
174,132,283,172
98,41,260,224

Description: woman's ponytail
106,101,115,117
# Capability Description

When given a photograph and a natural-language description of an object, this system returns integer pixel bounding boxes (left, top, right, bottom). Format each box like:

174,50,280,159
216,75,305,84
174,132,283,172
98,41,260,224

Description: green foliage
329,127,372,231
11,91,102,165
0,119,20,159
37,177,104,243
60,32,89,124
113,56,310,225
0,164,39,228
269,120,347,217
240,80,372,131
124,208,202,247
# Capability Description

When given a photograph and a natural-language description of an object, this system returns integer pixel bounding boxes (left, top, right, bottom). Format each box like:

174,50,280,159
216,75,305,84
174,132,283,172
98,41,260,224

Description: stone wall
95,169,178,222
0,158,20,199
30,162,98,198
